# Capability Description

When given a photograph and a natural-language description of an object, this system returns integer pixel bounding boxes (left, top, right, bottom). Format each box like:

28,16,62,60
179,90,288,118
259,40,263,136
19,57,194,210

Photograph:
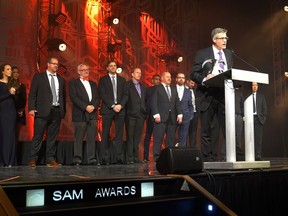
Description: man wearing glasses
69,63,100,165
175,73,193,148
190,28,233,162
28,57,66,167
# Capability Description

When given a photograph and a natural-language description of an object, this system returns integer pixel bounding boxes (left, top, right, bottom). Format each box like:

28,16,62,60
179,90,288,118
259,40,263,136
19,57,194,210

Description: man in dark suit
69,63,100,165
125,67,147,164
28,57,66,167
190,27,233,162
143,74,160,163
186,79,198,147
251,82,267,161
175,73,193,147
98,60,128,165
151,72,182,162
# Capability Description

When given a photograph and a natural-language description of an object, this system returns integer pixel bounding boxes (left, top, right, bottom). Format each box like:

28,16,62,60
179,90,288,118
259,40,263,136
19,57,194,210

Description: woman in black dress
10,66,27,141
0,63,17,167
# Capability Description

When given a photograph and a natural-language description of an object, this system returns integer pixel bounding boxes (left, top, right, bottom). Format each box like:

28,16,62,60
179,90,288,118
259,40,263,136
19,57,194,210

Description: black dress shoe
142,159,149,163
117,160,124,164
73,161,82,166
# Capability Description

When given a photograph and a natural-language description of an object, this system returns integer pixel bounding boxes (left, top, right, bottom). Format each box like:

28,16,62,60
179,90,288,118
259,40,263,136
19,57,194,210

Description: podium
203,68,270,169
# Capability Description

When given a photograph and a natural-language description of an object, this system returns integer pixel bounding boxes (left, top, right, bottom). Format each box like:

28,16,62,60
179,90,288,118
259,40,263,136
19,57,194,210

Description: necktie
218,51,225,70
50,74,57,105
111,76,117,103
166,85,171,100
135,83,141,97
253,93,256,113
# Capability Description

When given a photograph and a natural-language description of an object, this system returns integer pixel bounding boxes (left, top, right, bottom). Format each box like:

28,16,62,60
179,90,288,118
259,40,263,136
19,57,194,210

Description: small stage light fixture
49,12,67,26
105,16,120,25
47,38,67,52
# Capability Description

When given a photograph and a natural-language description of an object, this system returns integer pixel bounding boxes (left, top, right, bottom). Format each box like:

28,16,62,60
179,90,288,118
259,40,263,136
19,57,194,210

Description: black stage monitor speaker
156,147,203,175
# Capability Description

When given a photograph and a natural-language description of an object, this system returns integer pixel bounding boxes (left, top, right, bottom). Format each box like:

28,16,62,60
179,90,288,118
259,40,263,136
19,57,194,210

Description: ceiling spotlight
284,71,288,78
177,56,183,63
105,16,120,25
284,6,288,12
47,38,67,52
59,43,67,51
116,67,122,73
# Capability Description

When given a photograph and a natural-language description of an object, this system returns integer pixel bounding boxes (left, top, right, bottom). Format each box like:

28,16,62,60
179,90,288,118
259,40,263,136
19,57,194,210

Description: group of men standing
27,27,267,167
27,57,199,167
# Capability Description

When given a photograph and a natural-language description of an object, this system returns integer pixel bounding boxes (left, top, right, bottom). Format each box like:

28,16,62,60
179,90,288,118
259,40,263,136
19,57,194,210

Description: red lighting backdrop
1,0,287,157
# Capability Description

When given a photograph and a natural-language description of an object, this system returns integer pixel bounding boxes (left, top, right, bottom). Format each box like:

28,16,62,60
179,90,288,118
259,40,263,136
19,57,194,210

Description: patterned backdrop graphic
1,0,288,157
0,0,199,141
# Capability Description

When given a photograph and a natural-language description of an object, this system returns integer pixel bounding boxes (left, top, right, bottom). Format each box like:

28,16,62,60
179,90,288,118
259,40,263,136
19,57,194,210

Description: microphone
231,49,259,72
202,59,216,74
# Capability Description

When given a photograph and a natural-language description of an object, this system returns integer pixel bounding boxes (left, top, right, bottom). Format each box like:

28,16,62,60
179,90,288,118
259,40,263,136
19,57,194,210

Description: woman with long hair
0,63,17,167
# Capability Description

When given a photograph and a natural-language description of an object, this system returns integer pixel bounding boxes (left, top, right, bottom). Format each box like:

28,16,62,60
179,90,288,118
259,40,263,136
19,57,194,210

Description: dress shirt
176,84,184,101
80,77,92,101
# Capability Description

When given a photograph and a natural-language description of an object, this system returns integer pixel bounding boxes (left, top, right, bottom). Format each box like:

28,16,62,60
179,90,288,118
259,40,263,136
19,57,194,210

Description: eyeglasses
49,62,59,66
216,37,229,40
177,77,185,79
79,69,89,72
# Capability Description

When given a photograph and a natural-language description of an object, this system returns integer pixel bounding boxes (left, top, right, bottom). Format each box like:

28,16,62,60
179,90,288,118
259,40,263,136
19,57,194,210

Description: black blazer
125,80,147,117
69,78,100,122
190,46,233,111
151,84,182,124
98,74,128,115
179,87,194,123
145,85,156,114
28,72,66,118
254,92,267,124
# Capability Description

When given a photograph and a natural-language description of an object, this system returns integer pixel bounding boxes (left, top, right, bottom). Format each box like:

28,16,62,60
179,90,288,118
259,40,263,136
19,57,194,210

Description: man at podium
190,27,234,162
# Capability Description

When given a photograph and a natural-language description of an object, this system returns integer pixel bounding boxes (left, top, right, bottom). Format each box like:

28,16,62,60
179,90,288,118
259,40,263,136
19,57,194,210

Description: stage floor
1,157,288,216
0,158,288,185
1,157,288,185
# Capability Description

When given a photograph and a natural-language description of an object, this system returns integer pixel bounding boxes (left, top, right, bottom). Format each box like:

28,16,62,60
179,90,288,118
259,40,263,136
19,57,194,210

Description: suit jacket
151,84,182,124
179,87,194,123
69,78,100,122
126,80,147,117
190,46,233,111
98,74,128,115
145,85,156,114
254,92,267,124
28,72,66,118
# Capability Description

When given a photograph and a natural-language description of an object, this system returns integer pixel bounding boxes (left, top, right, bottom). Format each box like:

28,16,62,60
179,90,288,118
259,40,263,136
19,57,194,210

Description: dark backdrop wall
0,0,287,157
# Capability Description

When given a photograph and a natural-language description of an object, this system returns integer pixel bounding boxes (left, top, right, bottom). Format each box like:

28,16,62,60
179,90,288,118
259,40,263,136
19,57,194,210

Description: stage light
48,12,67,26
156,52,183,63
284,6,288,12
105,16,120,25
47,38,67,52
116,67,122,73
107,42,122,53
284,71,288,78
177,56,183,63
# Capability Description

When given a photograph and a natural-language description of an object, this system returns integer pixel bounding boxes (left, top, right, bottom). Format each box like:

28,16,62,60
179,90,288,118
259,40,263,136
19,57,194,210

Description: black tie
166,85,171,100
253,93,256,113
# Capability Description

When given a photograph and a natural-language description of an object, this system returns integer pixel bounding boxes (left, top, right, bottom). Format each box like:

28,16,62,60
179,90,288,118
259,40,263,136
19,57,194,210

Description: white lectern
203,68,270,169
